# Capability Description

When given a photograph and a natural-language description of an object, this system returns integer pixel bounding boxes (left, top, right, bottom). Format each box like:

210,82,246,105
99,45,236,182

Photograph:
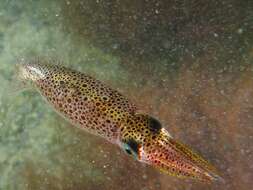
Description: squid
15,60,221,182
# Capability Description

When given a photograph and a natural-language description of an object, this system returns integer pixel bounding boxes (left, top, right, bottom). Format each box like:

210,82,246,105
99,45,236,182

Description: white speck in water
240,65,245,71
240,149,245,155
112,43,119,49
237,28,243,34
142,174,148,180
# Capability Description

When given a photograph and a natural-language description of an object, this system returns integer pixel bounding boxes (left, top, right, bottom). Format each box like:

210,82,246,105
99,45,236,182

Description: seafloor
0,0,252,190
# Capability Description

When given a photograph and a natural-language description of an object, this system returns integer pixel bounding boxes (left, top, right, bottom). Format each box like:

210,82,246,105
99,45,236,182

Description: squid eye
122,139,140,160
148,117,162,134
124,146,133,155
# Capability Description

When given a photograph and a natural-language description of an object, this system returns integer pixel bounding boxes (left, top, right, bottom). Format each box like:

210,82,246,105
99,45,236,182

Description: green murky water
0,1,252,190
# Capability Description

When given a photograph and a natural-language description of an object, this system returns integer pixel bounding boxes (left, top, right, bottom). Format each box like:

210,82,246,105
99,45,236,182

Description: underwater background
0,0,252,190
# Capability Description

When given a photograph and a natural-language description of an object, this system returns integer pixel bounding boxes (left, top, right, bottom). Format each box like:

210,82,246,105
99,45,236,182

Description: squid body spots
27,62,137,141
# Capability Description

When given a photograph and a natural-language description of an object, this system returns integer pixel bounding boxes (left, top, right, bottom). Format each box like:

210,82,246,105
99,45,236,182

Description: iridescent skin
16,61,221,182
